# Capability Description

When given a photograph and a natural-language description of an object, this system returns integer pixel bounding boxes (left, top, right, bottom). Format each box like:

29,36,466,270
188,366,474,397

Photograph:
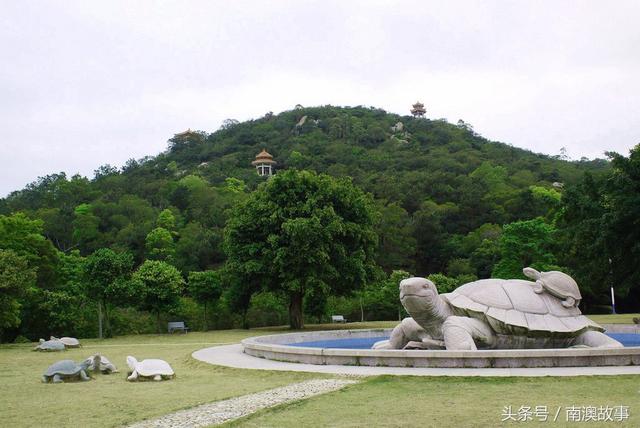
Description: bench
331,315,347,323
168,321,189,334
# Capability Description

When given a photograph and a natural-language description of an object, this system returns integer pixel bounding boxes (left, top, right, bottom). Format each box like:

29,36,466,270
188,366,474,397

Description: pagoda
410,102,426,118
173,128,196,138
251,149,276,176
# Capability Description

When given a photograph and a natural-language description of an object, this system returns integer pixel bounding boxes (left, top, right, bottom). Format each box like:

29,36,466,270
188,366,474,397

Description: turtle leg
80,370,90,381
153,375,162,381
42,375,49,383
52,374,63,383
573,331,623,348
443,316,496,350
127,370,138,381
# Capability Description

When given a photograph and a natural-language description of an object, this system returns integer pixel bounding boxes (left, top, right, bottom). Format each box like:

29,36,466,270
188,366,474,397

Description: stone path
127,378,358,428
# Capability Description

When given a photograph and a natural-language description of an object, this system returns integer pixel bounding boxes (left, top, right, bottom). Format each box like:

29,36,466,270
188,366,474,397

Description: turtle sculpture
50,336,81,348
374,268,623,350
84,354,118,374
126,356,174,381
42,359,91,383
523,268,581,308
34,338,66,352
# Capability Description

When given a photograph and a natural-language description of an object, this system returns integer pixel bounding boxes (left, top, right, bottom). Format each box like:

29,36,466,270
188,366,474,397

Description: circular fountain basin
241,328,640,368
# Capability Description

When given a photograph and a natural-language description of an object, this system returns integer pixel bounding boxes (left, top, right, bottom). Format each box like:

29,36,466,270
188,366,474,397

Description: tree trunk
97,300,103,339
289,292,304,329
360,296,364,322
203,301,208,331
104,303,111,338
156,311,162,333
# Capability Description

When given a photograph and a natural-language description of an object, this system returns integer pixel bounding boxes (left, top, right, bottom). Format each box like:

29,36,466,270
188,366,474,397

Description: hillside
0,105,608,276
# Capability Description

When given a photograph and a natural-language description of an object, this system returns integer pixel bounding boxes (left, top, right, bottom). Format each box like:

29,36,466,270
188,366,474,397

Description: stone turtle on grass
42,359,91,383
34,339,65,352
126,356,174,381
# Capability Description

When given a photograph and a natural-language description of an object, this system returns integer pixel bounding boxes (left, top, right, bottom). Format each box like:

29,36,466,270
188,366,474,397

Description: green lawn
1,317,638,427
589,313,640,324
228,375,640,428
0,330,320,428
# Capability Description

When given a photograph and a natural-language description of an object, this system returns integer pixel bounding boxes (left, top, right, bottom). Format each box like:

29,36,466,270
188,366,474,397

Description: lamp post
609,258,616,315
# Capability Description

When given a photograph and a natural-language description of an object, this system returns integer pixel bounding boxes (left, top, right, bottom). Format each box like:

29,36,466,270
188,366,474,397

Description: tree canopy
224,169,378,328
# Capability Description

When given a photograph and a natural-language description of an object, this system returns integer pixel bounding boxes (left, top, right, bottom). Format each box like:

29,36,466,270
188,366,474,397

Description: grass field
1,316,638,427
228,375,640,428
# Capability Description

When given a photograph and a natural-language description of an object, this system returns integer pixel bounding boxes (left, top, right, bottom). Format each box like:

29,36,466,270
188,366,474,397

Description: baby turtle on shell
42,359,91,383
126,356,174,381
84,354,118,374
50,336,81,348
34,338,65,352
523,267,582,308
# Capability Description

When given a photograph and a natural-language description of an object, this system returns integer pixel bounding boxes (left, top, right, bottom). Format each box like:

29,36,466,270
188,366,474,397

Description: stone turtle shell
135,359,174,377
45,360,82,376
441,279,603,336
536,271,582,301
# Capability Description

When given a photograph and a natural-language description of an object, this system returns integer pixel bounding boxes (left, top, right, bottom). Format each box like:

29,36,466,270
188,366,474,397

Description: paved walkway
193,344,640,377
127,378,357,427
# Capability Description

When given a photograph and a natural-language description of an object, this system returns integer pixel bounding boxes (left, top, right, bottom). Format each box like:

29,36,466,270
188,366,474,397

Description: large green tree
83,248,135,338
188,270,223,330
132,260,184,332
224,169,378,329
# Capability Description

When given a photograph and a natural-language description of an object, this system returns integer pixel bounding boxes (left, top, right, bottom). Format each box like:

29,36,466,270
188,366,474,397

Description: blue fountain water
288,333,640,349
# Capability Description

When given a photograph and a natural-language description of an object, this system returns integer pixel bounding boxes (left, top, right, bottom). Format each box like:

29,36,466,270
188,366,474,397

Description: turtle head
523,267,541,280
126,356,138,371
399,277,440,316
39,339,45,344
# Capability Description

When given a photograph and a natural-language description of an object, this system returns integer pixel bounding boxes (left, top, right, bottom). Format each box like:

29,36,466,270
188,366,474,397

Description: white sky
1,1,639,197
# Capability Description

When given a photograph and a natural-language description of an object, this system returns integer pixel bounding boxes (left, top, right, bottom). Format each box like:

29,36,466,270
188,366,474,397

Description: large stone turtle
375,268,623,350
126,356,174,381
34,338,65,352
42,359,91,383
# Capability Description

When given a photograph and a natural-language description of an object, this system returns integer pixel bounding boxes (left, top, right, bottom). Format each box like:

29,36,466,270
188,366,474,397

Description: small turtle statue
51,336,81,348
126,356,174,381
84,354,118,374
34,338,65,352
523,267,582,308
42,359,91,383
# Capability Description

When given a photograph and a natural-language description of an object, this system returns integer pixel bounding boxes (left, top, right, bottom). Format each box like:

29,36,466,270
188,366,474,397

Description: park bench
168,321,189,334
331,315,347,323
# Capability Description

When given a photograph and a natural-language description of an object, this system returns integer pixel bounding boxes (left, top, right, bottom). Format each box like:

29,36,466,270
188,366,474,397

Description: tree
84,248,134,338
0,250,35,337
375,202,416,272
156,209,177,231
132,260,184,332
492,218,559,279
559,145,640,310
145,227,176,263
224,169,378,329
188,270,222,330
364,270,410,321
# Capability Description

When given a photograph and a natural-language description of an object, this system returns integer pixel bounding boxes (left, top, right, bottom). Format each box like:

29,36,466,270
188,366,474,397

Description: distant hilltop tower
252,149,276,176
410,101,426,118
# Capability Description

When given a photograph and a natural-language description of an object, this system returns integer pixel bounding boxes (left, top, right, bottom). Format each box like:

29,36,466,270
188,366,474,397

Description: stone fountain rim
241,328,640,368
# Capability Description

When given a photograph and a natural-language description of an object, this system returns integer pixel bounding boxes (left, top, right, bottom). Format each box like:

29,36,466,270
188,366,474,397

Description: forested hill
1,105,608,277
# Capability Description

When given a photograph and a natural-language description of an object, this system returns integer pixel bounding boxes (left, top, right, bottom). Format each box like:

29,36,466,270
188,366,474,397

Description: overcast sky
1,1,639,197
